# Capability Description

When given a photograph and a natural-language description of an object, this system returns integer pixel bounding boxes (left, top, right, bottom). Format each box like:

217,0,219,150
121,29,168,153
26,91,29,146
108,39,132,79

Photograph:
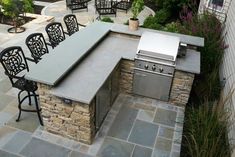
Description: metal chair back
45,22,66,48
0,46,29,84
26,33,49,63
64,14,79,36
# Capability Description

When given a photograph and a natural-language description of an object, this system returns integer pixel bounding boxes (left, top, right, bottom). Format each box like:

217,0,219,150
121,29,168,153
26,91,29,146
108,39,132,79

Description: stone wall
38,83,95,144
119,59,134,94
169,71,195,107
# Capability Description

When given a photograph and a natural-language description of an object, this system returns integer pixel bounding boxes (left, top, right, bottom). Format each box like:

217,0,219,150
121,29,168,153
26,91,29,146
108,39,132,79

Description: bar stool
0,46,43,125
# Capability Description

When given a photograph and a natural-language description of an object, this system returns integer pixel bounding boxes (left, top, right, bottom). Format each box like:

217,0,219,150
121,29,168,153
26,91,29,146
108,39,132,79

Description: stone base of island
38,60,195,144
26,22,203,145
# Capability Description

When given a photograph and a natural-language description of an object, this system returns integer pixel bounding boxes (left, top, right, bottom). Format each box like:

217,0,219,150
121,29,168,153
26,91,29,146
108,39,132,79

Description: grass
182,89,234,157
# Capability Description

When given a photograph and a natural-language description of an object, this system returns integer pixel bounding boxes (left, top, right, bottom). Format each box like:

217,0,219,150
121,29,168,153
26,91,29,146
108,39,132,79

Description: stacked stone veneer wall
118,60,195,106
38,83,95,144
119,59,134,94
169,71,195,106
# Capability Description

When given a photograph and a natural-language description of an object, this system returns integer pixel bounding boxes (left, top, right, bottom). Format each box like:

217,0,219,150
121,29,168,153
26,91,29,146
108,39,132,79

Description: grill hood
137,32,180,61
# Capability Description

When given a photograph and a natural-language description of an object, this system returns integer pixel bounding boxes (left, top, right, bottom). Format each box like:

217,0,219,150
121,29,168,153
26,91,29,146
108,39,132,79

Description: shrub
155,0,195,15
155,9,171,24
142,8,170,30
23,0,34,14
100,17,114,23
163,22,181,33
142,16,163,30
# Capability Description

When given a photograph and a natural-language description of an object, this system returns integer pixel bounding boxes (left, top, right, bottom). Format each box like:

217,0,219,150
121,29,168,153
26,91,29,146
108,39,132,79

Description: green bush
155,0,193,15
1,0,33,18
183,100,231,157
142,9,171,30
163,22,181,33
142,16,163,30
155,9,171,24
100,17,114,23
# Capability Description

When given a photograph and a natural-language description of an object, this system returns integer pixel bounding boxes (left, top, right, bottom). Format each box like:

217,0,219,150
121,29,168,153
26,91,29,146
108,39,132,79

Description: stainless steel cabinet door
96,78,111,129
133,69,173,101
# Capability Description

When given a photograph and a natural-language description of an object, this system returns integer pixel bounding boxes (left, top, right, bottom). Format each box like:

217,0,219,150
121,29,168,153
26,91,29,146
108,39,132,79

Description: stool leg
33,92,43,126
16,91,23,122
27,91,32,106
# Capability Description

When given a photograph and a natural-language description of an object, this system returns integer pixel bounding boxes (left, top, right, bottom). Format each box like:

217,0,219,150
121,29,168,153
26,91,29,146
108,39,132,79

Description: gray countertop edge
175,66,200,74
50,91,91,104
110,24,204,47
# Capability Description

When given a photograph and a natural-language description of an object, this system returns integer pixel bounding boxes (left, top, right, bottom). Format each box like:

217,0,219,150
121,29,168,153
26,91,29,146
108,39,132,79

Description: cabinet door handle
135,73,146,77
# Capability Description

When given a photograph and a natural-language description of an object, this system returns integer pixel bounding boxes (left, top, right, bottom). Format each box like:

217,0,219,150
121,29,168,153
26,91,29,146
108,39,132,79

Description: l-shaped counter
26,22,203,104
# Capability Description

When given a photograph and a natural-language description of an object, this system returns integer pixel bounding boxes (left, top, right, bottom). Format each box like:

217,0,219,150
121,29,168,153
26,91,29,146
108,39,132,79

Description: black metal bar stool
0,46,43,126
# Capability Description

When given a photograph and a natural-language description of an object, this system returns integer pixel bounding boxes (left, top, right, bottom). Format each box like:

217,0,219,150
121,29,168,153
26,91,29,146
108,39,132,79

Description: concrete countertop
51,33,139,104
25,22,112,85
176,49,200,74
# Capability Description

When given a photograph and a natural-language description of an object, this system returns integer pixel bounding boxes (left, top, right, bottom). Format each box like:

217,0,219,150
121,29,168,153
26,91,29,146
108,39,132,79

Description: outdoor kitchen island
26,22,204,145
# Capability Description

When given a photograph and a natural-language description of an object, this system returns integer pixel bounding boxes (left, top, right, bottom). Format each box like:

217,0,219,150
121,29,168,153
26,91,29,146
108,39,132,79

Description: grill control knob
159,67,164,73
144,64,149,69
152,65,156,71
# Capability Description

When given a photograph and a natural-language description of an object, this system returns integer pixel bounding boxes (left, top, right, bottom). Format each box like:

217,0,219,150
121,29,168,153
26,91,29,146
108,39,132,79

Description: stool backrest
0,46,29,84
64,14,79,36
26,33,49,63
45,22,65,48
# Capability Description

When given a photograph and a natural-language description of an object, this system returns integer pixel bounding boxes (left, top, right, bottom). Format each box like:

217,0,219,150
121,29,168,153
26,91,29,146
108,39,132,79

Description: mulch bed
0,14,35,26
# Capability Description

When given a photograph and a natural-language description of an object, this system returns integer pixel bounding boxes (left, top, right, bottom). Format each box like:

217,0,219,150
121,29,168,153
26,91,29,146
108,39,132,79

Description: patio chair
45,22,66,48
66,0,89,13
95,0,117,18
63,14,86,36
114,0,132,13
0,46,43,126
25,33,51,63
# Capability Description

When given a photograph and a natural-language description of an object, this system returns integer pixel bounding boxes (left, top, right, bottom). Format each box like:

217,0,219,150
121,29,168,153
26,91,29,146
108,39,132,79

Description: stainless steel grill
133,32,180,101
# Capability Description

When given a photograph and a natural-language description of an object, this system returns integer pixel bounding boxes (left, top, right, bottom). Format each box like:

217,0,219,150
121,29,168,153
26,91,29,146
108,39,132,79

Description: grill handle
134,67,174,77
134,57,176,67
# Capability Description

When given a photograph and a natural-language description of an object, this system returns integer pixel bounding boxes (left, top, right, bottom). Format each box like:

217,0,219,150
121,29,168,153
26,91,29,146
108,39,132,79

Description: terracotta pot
129,18,139,31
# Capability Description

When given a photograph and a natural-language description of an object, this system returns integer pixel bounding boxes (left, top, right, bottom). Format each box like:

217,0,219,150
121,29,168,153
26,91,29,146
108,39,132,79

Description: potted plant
129,0,144,31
